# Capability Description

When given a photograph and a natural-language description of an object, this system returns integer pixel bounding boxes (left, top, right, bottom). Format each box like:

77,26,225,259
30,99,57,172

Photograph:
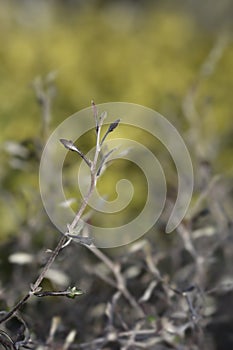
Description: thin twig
76,328,159,349
0,103,110,324
85,244,144,318
0,102,134,330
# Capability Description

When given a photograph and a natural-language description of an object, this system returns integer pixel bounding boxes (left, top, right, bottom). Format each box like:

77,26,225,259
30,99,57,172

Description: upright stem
0,108,103,325
0,106,141,328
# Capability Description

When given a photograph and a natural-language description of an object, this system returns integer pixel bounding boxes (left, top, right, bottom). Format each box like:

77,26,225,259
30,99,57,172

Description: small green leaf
66,286,84,299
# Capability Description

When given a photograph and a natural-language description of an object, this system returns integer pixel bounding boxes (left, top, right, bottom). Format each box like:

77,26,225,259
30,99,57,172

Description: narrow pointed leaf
108,119,120,133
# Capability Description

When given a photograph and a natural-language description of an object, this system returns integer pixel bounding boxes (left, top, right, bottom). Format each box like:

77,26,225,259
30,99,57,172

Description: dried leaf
60,138,78,152
108,119,120,133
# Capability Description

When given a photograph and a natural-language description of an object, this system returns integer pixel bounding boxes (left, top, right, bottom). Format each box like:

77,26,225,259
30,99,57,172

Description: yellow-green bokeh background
0,0,232,239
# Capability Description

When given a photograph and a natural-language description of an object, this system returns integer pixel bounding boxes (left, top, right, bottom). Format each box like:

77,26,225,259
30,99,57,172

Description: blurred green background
0,0,233,239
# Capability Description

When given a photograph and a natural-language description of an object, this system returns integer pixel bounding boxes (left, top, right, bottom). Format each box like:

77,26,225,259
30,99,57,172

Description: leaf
100,119,120,145
96,147,117,176
60,139,78,152
66,286,84,299
108,119,120,133
60,139,92,167
70,236,93,246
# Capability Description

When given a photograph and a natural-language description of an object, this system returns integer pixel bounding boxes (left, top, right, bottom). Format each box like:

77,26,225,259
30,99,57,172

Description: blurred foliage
0,0,232,240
